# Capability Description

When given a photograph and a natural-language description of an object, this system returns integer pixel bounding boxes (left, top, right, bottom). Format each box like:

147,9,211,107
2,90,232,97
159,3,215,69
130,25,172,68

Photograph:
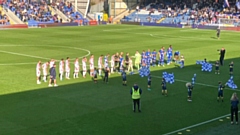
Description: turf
0,25,239,135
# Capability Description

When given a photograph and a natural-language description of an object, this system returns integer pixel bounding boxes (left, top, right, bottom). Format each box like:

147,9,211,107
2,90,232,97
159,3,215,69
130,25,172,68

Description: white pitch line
0,45,91,66
163,111,240,135
0,50,50,60
151,75,240,91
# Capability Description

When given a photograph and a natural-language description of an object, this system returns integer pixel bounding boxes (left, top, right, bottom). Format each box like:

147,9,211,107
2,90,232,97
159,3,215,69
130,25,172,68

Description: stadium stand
1,0,64,26
0,6,10,25
54,0,88,24
123,0,240,26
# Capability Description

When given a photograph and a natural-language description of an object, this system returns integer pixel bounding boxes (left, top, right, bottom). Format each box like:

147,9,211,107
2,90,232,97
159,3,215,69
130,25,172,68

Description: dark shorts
188,91,192,97
218,91,223,97
94,75,97,78
122,77,126,81
216,67,219,70
51,76,56,80
148,81,151,85
162,86,166,90
230,69,233,72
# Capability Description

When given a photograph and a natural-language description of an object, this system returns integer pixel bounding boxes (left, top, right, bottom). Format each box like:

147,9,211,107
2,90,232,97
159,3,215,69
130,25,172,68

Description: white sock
76,73,78,78
73,73,76,78
111,67,113,73
60,73,63,80
99,69,102,76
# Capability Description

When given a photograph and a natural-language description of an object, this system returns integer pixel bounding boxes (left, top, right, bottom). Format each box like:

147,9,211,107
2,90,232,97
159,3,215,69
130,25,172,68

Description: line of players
36,45,182,84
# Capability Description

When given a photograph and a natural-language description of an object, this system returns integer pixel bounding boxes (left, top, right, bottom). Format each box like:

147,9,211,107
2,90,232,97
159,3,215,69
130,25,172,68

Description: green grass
0,25,240,135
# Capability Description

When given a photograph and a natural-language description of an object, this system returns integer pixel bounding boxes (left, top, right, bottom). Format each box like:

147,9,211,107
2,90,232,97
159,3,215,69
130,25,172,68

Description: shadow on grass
0,57,239,135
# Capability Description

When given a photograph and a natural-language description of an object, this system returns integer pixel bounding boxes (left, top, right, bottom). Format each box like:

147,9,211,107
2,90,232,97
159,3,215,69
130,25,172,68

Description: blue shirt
152,51,157,59
162,80,166,87
218,84,225,92
145,51,151,57
168,47,173,55
50,67,56,76
188,85,193,92
148,75,151,82
122,71,126,78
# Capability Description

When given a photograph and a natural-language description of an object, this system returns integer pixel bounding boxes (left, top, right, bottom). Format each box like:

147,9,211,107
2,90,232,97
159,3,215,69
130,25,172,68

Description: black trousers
219,56,224,66
133,99,141,111
103,76,108,82
231,107,238,122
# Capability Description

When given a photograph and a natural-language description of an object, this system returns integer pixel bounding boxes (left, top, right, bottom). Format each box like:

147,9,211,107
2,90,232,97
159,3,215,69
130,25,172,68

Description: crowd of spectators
2,0,61,23
0,10,10,25
51,0,83,22
135,0,240,25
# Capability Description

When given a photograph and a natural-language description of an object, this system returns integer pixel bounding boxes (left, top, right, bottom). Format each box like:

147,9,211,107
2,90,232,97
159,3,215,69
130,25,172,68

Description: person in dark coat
230,93,239,125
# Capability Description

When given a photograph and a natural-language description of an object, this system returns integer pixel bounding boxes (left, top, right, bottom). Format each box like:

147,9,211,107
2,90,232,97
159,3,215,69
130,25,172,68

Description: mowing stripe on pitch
163,111,240,135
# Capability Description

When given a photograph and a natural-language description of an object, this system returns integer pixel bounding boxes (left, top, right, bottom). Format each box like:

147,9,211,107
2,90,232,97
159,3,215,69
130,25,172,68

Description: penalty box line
163,111,240,135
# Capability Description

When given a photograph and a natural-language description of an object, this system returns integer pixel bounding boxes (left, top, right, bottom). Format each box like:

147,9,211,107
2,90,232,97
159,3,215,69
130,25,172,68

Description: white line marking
0,50,51,60
151,75,240,91
103,28,240,42
163,111,240,135
0,45,91,65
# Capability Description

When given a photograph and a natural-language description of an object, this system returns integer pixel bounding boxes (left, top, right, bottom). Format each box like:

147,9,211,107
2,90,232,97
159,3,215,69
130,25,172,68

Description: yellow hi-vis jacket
132,88,140,99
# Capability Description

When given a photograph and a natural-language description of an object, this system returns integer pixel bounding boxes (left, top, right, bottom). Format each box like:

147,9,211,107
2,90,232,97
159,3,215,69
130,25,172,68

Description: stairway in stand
68,0,90,18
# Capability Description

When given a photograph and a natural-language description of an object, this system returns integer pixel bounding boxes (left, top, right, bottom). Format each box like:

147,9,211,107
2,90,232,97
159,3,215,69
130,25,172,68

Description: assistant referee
130,83,142,112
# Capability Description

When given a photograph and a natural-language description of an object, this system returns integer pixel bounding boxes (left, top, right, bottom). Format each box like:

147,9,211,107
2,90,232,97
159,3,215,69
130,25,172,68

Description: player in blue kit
141,56,147,67
215,60,220,74
229,61,234,76
162,78,167,96
145,49,151,66
122,69,127,86
187,82,193,101
217,81,226,102
141,50,146,59
147,74,151,90
158,47,165,67
167,45,173,65
152,49,157,67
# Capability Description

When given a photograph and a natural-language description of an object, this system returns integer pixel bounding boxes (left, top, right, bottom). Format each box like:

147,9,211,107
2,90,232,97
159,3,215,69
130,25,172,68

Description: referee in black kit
130,83,142,112
218,47,226,66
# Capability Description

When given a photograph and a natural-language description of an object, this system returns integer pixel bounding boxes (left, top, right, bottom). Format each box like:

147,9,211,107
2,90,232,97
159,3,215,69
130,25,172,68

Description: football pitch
0,25,240,135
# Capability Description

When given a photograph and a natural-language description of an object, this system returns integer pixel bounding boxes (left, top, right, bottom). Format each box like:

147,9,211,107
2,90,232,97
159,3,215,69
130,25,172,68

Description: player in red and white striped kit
65,57,70,79
36,61,41,84
89,54,94,77
73,58,80,79
42,61,49,82
59,58,64,81
98,55,103,76
82,57,87,78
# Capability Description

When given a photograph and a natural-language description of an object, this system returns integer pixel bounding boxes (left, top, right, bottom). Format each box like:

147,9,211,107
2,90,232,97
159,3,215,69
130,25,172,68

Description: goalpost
218,18,240,29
